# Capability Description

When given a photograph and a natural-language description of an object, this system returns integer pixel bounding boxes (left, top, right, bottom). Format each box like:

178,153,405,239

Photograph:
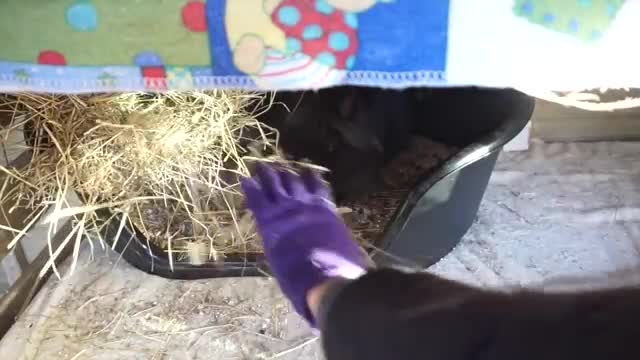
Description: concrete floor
3,140,640,359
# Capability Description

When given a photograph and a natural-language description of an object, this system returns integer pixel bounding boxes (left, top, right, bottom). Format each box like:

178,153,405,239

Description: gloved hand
241,163,369,326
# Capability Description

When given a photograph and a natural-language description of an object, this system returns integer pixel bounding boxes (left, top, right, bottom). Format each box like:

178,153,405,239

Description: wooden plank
532,98,640,142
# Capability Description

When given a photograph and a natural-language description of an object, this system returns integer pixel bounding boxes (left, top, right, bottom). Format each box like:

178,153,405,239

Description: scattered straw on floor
0,91,280,274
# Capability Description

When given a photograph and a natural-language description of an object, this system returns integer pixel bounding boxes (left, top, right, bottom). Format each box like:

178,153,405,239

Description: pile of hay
0,91,280,275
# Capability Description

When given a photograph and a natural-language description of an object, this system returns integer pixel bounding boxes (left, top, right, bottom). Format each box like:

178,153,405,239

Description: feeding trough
99,87,534,279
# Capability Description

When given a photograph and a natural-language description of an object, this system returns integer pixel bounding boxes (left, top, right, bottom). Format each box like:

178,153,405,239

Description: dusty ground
3,140,640,359
1,254,314,360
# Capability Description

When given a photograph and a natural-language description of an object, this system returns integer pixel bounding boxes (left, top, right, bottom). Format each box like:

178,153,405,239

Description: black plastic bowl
372,88,534,266
101,87,535,279
99,208,270,279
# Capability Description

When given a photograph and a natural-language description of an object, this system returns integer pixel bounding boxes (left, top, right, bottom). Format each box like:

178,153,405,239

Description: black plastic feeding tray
101,87,535,279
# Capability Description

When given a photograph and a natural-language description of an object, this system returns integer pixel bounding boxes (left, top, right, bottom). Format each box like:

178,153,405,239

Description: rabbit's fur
259,86,414,201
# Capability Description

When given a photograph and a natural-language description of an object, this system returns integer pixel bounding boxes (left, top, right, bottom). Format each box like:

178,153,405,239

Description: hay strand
0,91,281,272
519,88,640,111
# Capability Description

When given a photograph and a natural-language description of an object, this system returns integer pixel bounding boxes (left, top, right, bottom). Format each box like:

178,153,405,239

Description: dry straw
0,91,280,277
518,88,640,111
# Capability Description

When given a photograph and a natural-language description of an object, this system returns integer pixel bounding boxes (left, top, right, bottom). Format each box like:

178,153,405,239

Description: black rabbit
258,86,413,202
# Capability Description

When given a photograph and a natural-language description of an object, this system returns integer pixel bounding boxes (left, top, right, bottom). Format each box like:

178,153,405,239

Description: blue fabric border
207,0,245,77
354,1,449,72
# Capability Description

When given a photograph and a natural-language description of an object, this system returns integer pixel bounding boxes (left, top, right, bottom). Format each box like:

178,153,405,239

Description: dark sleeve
317,268,502,360
317,268,640,360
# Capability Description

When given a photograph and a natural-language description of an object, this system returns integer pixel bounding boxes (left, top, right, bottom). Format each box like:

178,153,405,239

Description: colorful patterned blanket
0,0,636,93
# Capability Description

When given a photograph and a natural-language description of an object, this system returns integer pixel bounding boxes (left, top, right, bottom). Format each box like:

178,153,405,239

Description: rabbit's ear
331,120,383,153
338,92,357,119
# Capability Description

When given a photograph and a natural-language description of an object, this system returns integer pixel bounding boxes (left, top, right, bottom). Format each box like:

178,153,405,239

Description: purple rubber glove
241,163,368,326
